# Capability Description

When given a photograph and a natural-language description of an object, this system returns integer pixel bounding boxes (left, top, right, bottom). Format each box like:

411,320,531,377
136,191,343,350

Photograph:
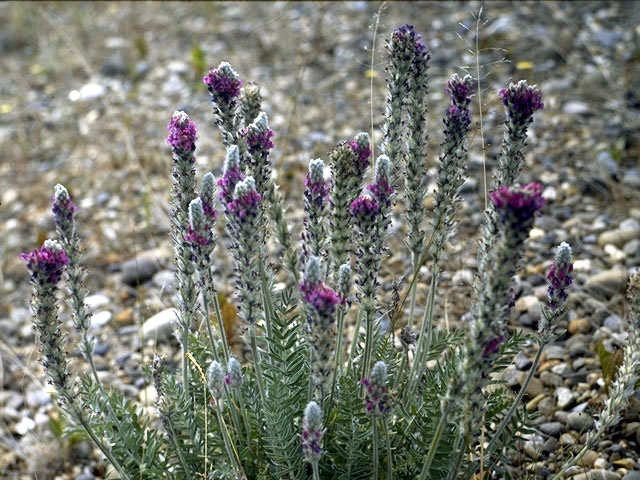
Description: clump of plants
23,24,640,479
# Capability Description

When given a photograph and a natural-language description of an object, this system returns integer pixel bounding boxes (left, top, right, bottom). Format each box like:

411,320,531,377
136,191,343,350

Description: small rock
614,459,636,470
153,270,177,291
559,432,576,446
14,417,36,436
84,294,111,311
539,421,563,436
624,239,640,257
568,318,591,335
25,389,51,408
605,244,627,262
622,169,640,189
577,450,598,467
121,248,169,286
90,311,112,330
71,82,106,101
523,434,545,459
551,363,572,376
596,151,618,180
585,269,628,299
556,387,577,409
563,101,590,115
541,371,563,387
604,314,623,332
622,470,640,479
515,351,533,371
570,470,620,480
114,308,134,326
544,344,566,360
452,269,474,285
567,411,594,432
526,393,546,412
138,385,157,406
140,308,178,340
519,372,544,397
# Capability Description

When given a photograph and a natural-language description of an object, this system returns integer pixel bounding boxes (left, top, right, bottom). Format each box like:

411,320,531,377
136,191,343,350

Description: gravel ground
1,2,640,478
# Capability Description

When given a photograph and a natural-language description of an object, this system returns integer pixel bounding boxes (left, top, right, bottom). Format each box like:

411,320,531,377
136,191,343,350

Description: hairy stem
382,417,393,480
419,396,452,480
250,326,267,405
372,416,379,480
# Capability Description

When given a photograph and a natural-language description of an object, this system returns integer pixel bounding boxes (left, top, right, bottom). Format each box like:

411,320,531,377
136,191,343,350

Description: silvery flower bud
207,360,225,400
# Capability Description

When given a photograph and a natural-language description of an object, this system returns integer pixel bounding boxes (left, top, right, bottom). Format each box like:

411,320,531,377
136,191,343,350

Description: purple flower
303,283,341,321
490,182,546,223
499,80,544,121
304,162,330,205
21,240,69,284
483,335,506,357
203,62,243,101
367,155,394,208
361,361,390,417
218,146,245,206
243,126,274,154
228,178,261,220
445,73,476,108
301,401,323,464
224,357,243,388
392,24,422,48
167,111,197,154
348,132,371,176
184,226,211,246
52,185,77,230
350,194,381,222
547,242,573,311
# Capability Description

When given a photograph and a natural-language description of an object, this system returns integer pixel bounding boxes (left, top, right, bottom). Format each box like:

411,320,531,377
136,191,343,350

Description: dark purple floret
392,24,422,45
348,139,371,174
499,81,544,120
184,226,212,247
445,74,476,108
547,261,573,310
483,335,506,357
203,64,243,101
304,172,330,204
227,190,261,219
303,284,340,320
201,201,218,221
167,111,198,154
350,194,380,220
52,193,77,227
367,178,394,208
244,127,274,154
490,182,545,223
21,242,69,284
217,167,244,205
361,377,390,416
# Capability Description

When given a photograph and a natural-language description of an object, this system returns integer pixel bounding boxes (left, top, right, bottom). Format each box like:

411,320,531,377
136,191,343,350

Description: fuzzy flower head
301,255,323,296
301,401,323,464
445,73,476,108
185,198,212,247
490,182,545,225
361,361,390,417
337,263,352,303
349,132,371,177
228,176,261,220
367,155,395,208
499,80,544,123
483,335,506,358
303,283,341,324
304,158,330,204
243,111,275,154
218,145,245,206
207,360,225,400
350,194,381,226
167,111,197,154
547,242,573,311
199,172,218,221
203,61,243,102
22,239,69,285
224,357,243,388
52,184,77,238
391,24,426,57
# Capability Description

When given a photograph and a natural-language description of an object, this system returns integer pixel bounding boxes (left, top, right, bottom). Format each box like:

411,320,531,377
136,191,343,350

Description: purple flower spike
203,61,243,101
244,113,275,155
52,185,77,228
349,132,371,176
228,177,262,220
547,242,573,312
167,111,198,154
218,146,245,206
446,74,476,108
490,182,545,223
361,361,390,417
303,283,341,321
301,401,323,465
22,239,69,284
367,155,394,208
499,80,544,121
350,194,381,222
392,24,423,48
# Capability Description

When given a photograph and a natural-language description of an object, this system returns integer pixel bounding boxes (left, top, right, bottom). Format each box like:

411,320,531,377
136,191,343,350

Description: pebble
13,416,36,435
614,459,637,470
624,239,640,257
526,393,546,412
623,471,640,480
568,318,591,335
622,169,640,188
114,308,134,326
541,371,563,387
556,386,577,409
605,244,627,262
544,344,566,360
563,101,590,115
539,421,563,436
515,351,533,371
140,308,178,340
567,411,595,432
585,269,628,299
523,434,545,459
570,471,620,480
90,311,112,330
560,433,576,446
577,449,599,467
84,294,111,311
519,372,544,397
121,248,169,286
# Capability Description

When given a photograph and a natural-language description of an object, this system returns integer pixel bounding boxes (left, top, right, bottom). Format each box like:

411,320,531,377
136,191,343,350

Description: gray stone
152,270,177,291
567,411,594,432
598,229,639,248
523,434,545,459
515,351,533,371
83,294,111,311
559,432,575,446
622,169,640,189
539,421,563,436
544,344,566,360
563,101,589,115
556,386,577,409
604,314,623,332
623,472,640,480
585,269,628,299
624,239,640,257
541,371,563,387
90,311,112,330
596,150,618,179
140,308,178,340
121,248,169,286
570,470,620,480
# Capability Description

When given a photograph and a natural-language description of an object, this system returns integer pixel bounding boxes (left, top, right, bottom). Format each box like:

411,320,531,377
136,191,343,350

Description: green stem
199,270,220,362
407,269,438,396
407,260,419,329
328,305,347,411
419,397,452,480
259,259,274,339
165,412,195,480
372,416,379,480
551,443,595,480
361,308,375,381
382,418,393,480
250,327,267,405
447,433,465,480
235,390,252,448
312,462,321,480
216,403,245,479
481,341,545,475
347,309,364,374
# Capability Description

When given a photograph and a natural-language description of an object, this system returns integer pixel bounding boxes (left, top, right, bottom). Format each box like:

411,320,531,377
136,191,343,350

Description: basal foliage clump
23,24,640,480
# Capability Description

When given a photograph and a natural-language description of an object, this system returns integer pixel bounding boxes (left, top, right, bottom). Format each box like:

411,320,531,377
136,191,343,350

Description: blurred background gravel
1,2,640,478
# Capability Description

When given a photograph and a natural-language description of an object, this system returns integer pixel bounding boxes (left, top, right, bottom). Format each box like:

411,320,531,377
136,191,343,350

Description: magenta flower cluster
350,194,381,222
228,189,262,219
348,137,371,176
167,111,198,154
445,74,476,108
482,334,506,358
499,80,544,120
304,171,330,205
203,65,243,101
392,24,425,53
547,243,573,311
184,226,211,247
361,361,390,417
301,283,341,319
52,191,77,229
490,182,546,223
218,168,244,206
22,241,69,284
244,127,274,154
